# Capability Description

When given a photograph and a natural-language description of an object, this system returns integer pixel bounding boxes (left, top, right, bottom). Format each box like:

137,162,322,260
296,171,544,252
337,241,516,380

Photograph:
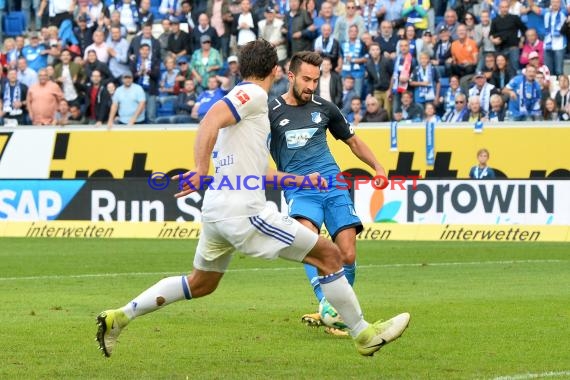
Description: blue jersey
269,95,354,200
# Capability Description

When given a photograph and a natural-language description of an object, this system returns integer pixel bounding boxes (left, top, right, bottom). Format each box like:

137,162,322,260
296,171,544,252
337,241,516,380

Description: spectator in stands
450,23,478,77
374,21,398,60
555,74,570,120
132,43,160,123
22,33,48,73
282,0,314,56
138,0,154,28
313,1,337,34
4,39,20,69
329,0,346,17
520,28,544,67
174,57,193,92
302,0,318,19
155,79,198,124
190,35,223,90
377,0,404,24
85,29,109,63
314,23,340,71
85,0,109,30
469,70,498,115
107,25,131,81
108,72,146,126
463,12,477,39
474,10,495,71
84,49,113,85
0,68,28,126
158,18,172,60
361,0,381,38
436,9,460,40
159,0,182,17
535,71,551,106
538,0,567,76
316,57,342,107
488,94,506,122
345,96,363,123
85,69,112,125
394,90,423,122
233,0,259,49
21,0,41,32
432,26,452,77
191,75,230,120
366,43,393,118
389,39,416,118
222,55,242,90
54,49,86,106
503,65,543,121
159,55,179,104
109,0,139,35
490,53,516,91
410,51,440,108
268,64,288,102
442,93,469,122
38,0,74,27
17,57,39,89
543,97,561,121
74,14,94,55
439,75,464,116
167,17,191,60
423,102,441,123
339,25,367,98
490,0,527,73
333,0,364,46
402,0,430,36
55,99,71,126
525,51,551,86
455,0,479,23
419,30,434,58
362,95,389,122
193,13,219,53
340,75,358,115
68,103,88,124
259,7,288,64
396,25,421,62
480,53,496,81
207,0,233,59
27,68,63,125
129,23,161,63
467,95,487,122
469,148,496,179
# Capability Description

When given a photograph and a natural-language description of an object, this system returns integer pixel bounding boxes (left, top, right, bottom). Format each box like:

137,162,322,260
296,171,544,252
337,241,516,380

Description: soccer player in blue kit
269,51,388,335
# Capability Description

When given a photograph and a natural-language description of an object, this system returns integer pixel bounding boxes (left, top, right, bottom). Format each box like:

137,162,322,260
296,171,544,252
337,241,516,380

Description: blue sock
303,263,325,302
343,262,356,286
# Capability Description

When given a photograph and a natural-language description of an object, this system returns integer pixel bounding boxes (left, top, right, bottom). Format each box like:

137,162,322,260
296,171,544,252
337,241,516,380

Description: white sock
121,276,191,320
319,271,369,337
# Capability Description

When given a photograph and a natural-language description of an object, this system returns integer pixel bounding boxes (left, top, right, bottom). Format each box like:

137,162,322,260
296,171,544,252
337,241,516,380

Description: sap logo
279,119,290,126
0,190,62,220
285,128,318,149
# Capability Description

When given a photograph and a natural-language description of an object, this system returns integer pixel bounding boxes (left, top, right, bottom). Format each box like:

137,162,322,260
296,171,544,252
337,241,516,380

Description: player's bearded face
292,77,313,104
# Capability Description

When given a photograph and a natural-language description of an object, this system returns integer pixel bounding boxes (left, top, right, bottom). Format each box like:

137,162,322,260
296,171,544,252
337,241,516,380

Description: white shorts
193,205,319,273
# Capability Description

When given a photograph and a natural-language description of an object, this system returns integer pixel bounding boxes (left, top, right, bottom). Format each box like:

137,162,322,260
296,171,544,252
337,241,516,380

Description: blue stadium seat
2,12,27,38
151,0,161,7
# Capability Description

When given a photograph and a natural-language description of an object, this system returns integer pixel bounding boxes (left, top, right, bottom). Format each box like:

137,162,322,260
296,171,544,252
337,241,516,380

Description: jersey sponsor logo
285,128,318,149
311,112,322,123
279,119,290,126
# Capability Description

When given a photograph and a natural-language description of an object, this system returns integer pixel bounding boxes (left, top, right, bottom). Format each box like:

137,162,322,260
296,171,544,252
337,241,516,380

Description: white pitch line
492,370,570,380
0,260,565,282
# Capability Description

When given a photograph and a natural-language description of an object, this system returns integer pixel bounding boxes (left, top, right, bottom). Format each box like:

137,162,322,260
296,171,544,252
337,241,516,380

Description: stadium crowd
1,0,570,126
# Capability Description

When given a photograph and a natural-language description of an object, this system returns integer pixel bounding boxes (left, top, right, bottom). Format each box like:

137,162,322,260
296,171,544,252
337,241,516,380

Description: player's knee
311,238,343,273
341,247,356,264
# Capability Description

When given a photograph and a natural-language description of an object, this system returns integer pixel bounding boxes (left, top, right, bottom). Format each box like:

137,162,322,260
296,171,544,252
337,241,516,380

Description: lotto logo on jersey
285,128,318,149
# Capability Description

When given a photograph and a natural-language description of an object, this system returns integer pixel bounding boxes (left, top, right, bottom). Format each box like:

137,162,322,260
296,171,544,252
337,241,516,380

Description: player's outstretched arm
172,100,238,198
344,135,387,187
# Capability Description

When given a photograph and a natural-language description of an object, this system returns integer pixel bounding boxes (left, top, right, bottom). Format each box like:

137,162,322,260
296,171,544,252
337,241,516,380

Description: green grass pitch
1,238,569,379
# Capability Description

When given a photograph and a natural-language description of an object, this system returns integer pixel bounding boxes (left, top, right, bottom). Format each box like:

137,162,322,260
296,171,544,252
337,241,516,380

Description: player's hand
306,172,328,191
173,170,201,198
374,167,388,188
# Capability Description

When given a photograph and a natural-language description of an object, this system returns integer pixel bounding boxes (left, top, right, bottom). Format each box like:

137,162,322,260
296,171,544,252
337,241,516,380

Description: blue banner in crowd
426,121,435,166
390,121,398,151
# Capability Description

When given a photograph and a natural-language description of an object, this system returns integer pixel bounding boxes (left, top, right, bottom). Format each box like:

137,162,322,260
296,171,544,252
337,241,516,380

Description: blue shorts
287,191,363,240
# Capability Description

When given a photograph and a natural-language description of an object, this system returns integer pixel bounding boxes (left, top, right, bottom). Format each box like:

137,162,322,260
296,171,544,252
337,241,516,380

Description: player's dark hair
289,51,323,74
238,39,278,80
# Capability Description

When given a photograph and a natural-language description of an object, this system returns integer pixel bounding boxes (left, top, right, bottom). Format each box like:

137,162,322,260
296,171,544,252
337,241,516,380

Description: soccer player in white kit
95,39,410,358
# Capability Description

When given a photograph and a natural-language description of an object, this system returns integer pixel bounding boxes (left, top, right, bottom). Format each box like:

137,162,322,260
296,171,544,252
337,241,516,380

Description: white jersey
201,82,270,222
